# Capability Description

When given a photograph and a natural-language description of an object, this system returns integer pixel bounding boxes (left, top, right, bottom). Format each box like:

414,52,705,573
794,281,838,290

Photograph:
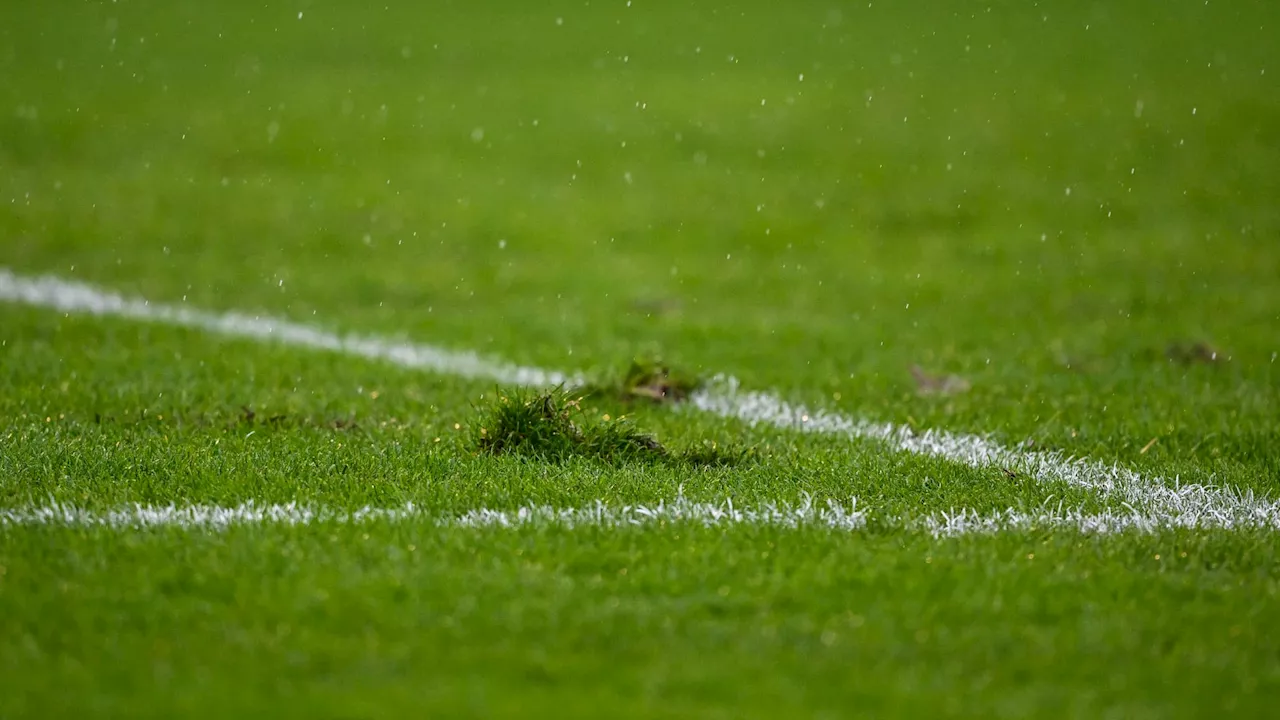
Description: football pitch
2,0,1279,716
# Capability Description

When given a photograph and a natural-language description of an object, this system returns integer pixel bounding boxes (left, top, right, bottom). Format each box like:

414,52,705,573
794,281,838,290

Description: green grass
2,0,1279,717
471,389,665,463
6,526,1278,719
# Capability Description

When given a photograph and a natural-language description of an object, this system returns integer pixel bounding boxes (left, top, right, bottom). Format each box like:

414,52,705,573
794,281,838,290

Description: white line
920,501,1280,537
3,497,1276,535
0,268,577,387
3,266,1278,533
689,377,1280,530
0,496,869,532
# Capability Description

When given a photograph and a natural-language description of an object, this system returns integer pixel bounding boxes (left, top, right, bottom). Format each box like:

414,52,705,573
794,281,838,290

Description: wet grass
1,0,1278,717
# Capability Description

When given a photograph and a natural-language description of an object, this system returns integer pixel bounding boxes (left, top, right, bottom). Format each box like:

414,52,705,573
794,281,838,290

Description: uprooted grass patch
581,359,702,405
472,389,747,467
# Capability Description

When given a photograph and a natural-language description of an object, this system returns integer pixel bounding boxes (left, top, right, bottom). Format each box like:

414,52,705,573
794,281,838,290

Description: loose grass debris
472,389,745,467
473,389,668,464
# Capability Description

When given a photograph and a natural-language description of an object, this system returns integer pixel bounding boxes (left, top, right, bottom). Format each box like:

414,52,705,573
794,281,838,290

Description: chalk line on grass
0,268,576,387
920,501,1280,537
690,376,1280,531
3,495,1276,535
0,495,869,532
3,266,1278,533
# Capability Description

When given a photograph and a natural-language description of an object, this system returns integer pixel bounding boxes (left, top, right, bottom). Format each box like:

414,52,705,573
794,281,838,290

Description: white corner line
688,378,1280,526
2,266,1278,532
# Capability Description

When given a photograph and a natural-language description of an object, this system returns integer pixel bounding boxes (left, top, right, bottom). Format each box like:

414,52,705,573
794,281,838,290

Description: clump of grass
584,359,702,404
471,389,750,468
474,389,667,465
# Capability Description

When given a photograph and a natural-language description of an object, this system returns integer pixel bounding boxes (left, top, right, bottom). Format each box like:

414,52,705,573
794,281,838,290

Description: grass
472,389,668,463
6,525,1278,718
582,359,704,404
471,387,750,468
2,0,1279,717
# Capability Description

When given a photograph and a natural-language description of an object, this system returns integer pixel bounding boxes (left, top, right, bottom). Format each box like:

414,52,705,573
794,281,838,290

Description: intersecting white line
2,266,1278,533
689,377,1280,529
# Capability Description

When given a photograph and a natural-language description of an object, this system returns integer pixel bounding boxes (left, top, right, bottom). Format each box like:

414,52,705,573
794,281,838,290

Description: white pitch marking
2,496,1276,535
2,266,1278,533
920,501,1280,536
0,268,577,387
689,377,1280,530
0,495,869,532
